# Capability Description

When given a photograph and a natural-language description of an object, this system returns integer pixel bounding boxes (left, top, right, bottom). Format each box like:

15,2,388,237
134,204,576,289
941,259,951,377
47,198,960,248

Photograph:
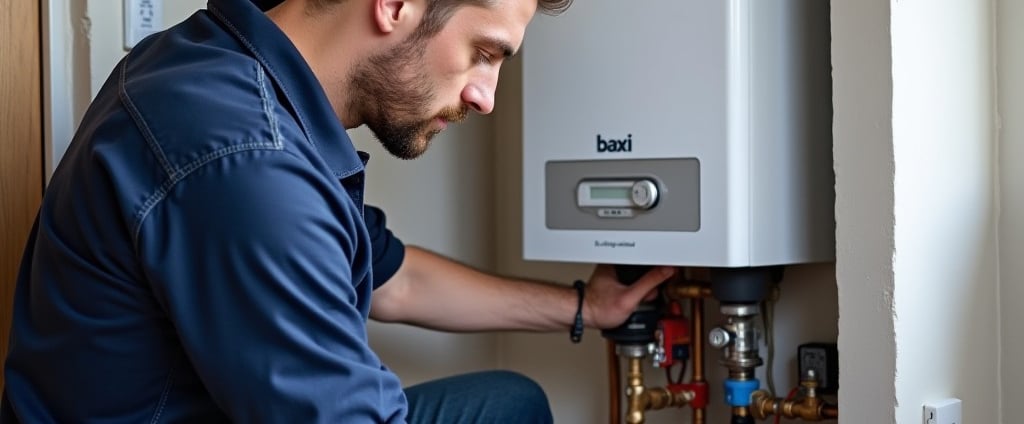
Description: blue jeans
404,371,554,424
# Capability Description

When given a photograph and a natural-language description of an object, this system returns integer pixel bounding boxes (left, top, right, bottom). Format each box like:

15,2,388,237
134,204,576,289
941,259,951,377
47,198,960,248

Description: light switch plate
923,398,962,424
124,0,164,50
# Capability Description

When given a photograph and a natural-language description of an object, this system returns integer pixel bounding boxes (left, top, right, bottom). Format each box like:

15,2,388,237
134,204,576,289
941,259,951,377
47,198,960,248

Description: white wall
831,2,897,422
999,0,1023,420
890,1,1000,423
833,1,1003,422
832,1,1003,422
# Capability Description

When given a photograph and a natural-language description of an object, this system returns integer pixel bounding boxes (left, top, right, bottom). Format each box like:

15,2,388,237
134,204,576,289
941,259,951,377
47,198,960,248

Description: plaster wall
830,1,897,422
998,0,1023,420
890,1,999,422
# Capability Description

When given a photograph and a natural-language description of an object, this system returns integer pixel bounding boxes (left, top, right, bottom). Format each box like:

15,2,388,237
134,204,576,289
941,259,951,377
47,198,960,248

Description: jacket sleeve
136,150,408,423
363,204,405,289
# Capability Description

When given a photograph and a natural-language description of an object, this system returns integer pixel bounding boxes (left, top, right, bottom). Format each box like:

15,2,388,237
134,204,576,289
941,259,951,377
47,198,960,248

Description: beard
346,37,467,160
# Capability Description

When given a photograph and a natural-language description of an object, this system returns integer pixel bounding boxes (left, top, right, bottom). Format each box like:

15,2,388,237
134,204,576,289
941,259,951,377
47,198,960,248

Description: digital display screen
590,186,631,200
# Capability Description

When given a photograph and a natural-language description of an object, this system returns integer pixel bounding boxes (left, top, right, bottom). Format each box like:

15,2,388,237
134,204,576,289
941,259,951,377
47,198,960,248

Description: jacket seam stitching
148,363,175,424
256,63,284,148
208,5,313,147
118,54,175,179
125,56,286,249
130,140,284,250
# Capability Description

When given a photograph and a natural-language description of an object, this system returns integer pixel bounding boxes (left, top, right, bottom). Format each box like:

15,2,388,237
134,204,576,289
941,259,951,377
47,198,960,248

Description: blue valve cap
723,379,760,407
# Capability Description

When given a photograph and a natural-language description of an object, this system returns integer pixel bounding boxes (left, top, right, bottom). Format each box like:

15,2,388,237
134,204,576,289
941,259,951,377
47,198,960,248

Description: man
1,0,674,422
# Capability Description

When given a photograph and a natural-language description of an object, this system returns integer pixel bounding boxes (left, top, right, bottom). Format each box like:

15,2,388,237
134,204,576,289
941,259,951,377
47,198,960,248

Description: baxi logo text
596,134,632,153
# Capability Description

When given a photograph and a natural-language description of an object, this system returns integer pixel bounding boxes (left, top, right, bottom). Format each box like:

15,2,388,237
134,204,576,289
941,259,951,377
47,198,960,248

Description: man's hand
583,265,677,329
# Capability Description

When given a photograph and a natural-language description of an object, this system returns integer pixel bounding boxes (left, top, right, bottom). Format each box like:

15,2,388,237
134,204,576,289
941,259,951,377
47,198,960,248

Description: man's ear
373,0,423,35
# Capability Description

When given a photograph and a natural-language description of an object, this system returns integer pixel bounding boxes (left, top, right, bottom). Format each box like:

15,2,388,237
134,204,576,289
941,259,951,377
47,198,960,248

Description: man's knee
481,371,552,422
489,371,547,401
404,370,553,424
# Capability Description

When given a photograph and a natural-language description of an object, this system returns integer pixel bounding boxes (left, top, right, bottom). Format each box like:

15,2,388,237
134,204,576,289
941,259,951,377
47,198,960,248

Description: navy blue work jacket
1,0,408,422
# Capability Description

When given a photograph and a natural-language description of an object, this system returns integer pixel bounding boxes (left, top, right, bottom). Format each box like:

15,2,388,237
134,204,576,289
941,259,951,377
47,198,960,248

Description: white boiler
521,0,834,267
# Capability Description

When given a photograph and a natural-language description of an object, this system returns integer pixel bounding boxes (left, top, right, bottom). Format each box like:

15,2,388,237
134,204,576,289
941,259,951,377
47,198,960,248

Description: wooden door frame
1,0,45,389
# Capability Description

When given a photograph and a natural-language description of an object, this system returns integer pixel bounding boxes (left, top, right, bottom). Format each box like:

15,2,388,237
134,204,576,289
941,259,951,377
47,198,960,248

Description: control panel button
597,208,635,218
630,180,659,209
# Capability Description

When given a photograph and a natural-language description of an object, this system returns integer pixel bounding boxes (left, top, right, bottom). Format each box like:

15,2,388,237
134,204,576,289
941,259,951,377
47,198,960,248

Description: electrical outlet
923,398,962,424
124,0,164,50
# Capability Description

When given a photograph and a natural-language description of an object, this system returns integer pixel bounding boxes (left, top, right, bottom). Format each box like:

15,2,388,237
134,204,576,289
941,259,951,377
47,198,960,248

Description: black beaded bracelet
570,280,585,343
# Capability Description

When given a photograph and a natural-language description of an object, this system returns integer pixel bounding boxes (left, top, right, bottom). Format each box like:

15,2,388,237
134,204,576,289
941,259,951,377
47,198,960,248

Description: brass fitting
645,387,695,410
624,357,695,424
664,283,713,300
733,406,751,417
750,371,839,421
625,357,646,424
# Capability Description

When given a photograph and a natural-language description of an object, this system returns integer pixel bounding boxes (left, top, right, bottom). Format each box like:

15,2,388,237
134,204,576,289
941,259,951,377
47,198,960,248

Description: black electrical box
797,342,839,395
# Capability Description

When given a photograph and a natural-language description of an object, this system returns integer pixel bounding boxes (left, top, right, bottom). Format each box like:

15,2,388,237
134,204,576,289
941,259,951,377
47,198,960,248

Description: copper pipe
666,266,713,300
687,267,709,424
692,298,705,382
691,297,705,424
822,404,839,419
607,340,621,424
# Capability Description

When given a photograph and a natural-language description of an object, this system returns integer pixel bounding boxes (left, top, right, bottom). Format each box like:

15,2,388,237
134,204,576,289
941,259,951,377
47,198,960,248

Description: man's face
348,0,537,159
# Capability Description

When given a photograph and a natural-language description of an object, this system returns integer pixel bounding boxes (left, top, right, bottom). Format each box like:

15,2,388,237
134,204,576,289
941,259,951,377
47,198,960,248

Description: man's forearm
369,246,583,332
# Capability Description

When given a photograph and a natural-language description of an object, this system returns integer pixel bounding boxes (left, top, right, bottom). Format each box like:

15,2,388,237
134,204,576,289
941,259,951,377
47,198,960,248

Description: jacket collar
208,0,366,179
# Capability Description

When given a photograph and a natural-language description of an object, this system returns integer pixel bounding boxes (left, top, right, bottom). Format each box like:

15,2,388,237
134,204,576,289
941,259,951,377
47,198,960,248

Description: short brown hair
308,0,573,40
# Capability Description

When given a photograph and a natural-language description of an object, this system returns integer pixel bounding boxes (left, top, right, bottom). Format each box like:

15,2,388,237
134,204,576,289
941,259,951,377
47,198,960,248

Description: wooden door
1,0,45,388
